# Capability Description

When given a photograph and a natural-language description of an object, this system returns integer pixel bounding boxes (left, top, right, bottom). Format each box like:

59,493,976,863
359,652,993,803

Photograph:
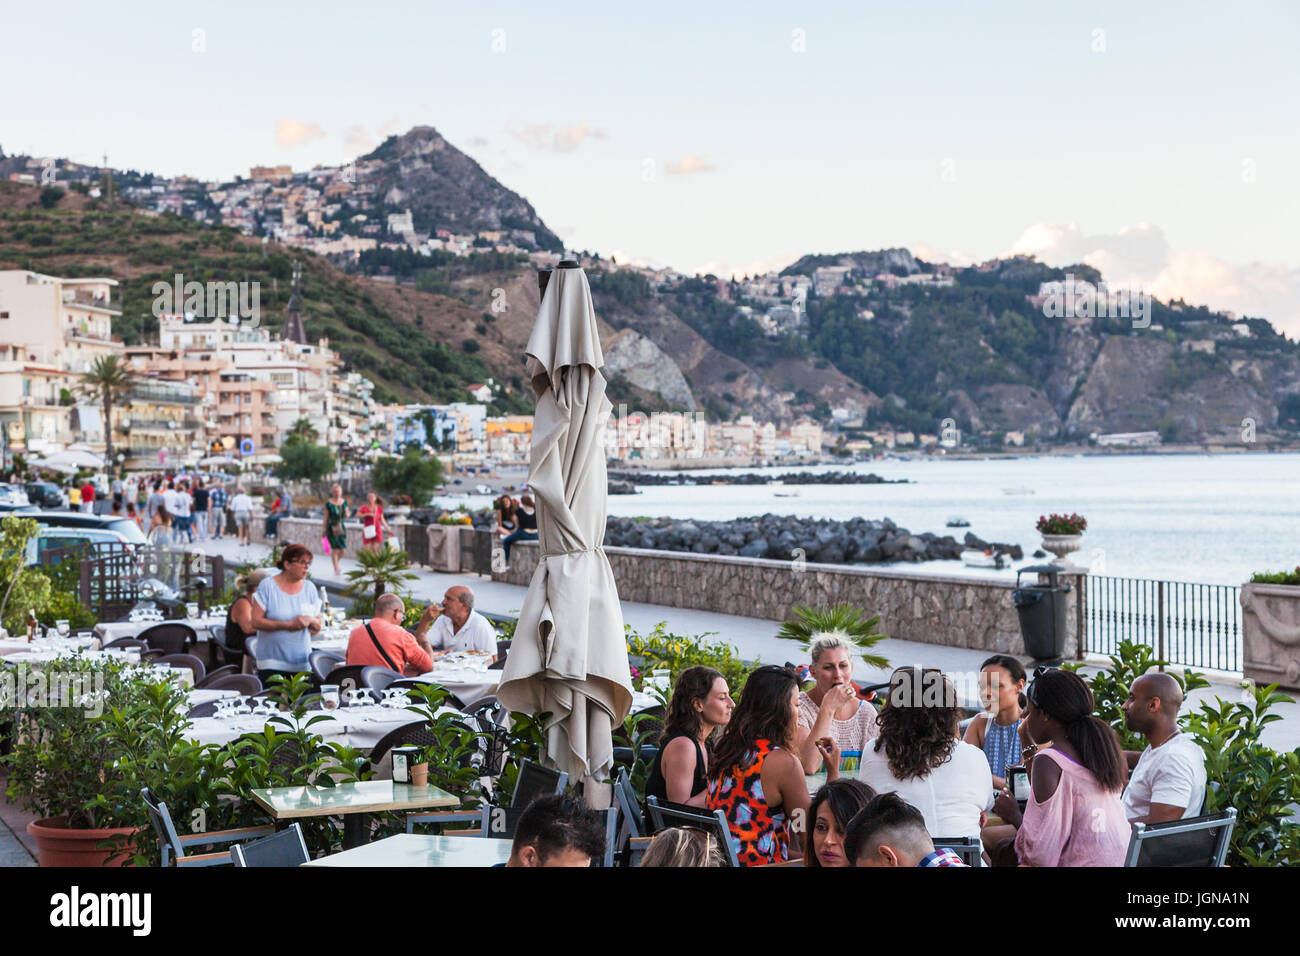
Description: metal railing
1085,575,1241,673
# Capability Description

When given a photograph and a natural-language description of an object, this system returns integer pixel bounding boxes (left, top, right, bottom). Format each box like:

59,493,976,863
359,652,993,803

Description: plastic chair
489,640,510,671
326,664,401,694
138,622,198,655
1123,808,1237,867
230,822,310,867
210,624,245,669
154,653,206,684
932,836,983,867
141,787,273,867
196,665,238,688
310,650,345,683
204,673,263,695
644,796,739,867
103,637,148,651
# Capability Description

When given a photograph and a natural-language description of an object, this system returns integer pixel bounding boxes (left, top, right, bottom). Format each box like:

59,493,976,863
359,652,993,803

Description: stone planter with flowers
1036,512,1087,567
1241,566,1300,691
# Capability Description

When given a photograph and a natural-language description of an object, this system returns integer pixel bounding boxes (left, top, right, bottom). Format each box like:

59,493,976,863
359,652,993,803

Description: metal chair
210,624,245,669
140,787,273,867
363,720,441,776
230,822,310,867
154,653,206,684
203,673,263,695
932,836,983,867
195,665,237,688
138,622,198,655
406,757,568,834
1123,808,1238,867
463,695,506,726
644,796,739,867
310,650,345,683
613,767,647,866
103,637,148,651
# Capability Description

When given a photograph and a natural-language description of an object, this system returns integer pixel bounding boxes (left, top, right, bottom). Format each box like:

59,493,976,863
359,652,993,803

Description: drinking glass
55,620,70,637
321,684,340,710
186,602,200,619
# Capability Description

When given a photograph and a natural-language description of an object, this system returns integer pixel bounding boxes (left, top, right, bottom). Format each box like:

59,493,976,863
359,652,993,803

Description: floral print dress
707,738,790,866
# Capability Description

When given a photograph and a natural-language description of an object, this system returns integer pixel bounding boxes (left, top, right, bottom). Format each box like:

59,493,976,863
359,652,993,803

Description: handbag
320,536,331,555
362,523,377,541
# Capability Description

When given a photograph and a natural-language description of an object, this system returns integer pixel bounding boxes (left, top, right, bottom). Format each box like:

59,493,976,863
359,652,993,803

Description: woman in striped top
964,654,1028,789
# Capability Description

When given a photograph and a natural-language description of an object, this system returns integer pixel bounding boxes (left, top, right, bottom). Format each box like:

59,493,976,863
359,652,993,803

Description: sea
437,453,1300,587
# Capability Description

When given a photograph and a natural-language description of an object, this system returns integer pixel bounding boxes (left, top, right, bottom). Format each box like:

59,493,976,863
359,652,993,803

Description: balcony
128,383,200,406
122,418,203,433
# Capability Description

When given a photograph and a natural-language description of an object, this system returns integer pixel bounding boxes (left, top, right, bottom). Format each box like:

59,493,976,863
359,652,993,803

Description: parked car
0,483,31,507
25,512,149,562
24,481,68,509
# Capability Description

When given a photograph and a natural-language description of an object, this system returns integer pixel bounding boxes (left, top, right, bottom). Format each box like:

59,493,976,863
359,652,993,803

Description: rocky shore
609,470,907,487
601,514,1022,565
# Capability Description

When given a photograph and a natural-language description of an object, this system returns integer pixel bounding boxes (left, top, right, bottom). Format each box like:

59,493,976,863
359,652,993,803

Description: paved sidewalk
0,772,38,867
194,536,1300,751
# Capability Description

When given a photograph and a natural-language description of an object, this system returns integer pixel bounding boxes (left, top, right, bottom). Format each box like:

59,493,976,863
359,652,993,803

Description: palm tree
776,603,891,669
344,547,418,605
287,417,319,444
79,355,132,467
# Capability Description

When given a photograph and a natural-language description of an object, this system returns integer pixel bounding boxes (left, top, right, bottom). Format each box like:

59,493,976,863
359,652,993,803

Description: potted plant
1,654,145,865
776,604,891,685
1036,512,1087,565
1241,566,1300,690
388,494,413,519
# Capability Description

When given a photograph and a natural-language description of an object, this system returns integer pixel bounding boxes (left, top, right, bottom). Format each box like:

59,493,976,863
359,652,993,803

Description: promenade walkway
195,537,1300,751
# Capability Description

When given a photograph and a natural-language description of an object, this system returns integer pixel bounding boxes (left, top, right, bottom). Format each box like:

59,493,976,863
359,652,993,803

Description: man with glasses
345,592,438,676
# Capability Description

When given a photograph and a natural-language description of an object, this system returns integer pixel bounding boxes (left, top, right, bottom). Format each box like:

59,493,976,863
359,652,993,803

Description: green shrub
625,622,754,701
1249,567,1300,586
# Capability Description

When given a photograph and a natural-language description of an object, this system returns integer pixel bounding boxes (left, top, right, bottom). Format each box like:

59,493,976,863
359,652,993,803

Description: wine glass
55,619,70,637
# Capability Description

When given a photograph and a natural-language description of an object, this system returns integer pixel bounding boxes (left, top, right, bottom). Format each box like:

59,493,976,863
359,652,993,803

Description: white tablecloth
0,635,98,658
411,661,500,707
0,648,194,687
95,615,225,645
183,702,455,750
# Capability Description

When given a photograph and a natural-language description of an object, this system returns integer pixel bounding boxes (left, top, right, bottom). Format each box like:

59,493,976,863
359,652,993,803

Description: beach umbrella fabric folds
497,262,633,783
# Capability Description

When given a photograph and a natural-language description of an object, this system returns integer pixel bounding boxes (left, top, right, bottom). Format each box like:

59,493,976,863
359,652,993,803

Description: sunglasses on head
1026,664,1058,705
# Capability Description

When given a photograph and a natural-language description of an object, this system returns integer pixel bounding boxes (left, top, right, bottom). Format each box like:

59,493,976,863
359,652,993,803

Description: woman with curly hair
644,666,734,807
707,665,834,866
857,667,994,840
804,778,876,867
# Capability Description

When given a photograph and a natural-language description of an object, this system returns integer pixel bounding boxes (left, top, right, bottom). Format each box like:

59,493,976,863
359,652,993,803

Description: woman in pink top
993,668,1129,867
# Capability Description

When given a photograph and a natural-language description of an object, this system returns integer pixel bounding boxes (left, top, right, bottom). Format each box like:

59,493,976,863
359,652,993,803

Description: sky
3,0,1299,333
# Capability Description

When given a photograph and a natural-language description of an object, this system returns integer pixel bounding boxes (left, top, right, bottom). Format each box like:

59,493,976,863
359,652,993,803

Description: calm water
440,453,1299,586
601,454,1300,586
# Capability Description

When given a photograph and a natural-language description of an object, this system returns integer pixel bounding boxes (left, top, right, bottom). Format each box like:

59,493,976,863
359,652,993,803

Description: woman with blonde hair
794,633,880,775
639,827,724,867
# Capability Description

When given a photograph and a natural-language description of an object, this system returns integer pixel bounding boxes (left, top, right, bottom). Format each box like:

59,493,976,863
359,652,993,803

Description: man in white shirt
230,485,254,546
1121,673,1207,824
172,483,193,543
427,586,498,663
162,480,182,521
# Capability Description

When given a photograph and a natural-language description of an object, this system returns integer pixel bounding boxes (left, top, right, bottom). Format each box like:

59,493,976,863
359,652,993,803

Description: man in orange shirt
346,593,438,676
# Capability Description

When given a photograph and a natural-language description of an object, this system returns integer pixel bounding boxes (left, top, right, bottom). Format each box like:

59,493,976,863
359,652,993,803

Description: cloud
693,254,803,280
275,119,326,148
343,118,404,156
1002,222,1300,337
511,123,607,153
911,243,975,268
665,155,715,176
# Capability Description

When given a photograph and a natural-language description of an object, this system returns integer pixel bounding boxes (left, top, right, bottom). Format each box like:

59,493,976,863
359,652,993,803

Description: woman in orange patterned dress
707,665,836,865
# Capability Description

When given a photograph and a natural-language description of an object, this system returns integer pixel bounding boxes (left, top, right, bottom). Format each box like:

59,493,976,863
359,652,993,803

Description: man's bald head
375,593,405,619
1124,672,1184,736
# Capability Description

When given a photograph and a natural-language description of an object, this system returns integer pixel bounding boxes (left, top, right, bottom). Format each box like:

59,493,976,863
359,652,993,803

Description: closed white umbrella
497,262,632,789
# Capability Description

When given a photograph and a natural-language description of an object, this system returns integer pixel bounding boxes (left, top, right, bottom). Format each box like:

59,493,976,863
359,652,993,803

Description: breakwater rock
603,514,1021,565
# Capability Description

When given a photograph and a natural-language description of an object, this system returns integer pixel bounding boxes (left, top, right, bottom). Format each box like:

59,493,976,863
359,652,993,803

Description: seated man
427,585,498,663
346,593,437,676
503,795,606,868
1121,672,1207,824
845,792,969,867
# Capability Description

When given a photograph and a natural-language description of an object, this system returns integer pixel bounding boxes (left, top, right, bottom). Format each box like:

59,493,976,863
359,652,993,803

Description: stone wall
250,515,410,556
492,536,1083,657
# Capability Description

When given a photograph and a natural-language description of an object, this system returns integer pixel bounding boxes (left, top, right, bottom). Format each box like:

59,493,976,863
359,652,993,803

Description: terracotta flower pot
27,816,139,867
410,762,429,788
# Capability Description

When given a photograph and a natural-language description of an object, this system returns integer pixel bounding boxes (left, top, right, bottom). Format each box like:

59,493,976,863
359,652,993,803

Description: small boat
773,490,801,498
474,484,494,495
945,516,970,527
961,549,1007,569
1001,486,1035,496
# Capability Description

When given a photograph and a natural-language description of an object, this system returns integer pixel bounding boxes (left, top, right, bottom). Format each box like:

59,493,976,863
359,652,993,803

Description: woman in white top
858,668,994,840
794,634,880,776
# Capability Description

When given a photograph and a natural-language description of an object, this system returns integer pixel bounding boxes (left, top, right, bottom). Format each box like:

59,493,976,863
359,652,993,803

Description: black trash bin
1013,565,1072,664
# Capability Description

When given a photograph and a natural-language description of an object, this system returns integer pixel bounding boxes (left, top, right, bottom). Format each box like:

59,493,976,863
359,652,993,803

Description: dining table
251,779,459,849
302,832,512,867
94,611,227,646
182,698,461,750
